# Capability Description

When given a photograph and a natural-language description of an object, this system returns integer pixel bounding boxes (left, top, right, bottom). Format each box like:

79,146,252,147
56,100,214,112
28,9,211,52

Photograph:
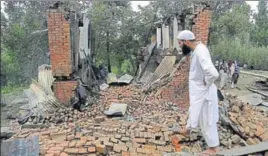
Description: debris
1,135,39,156
100,83,109,91
217,141,268,156
118,74,134,84
248,88,268,98
21,123,49,129
106,73,134,85
0,127,15,140
104,103,128,116
238,93,263,106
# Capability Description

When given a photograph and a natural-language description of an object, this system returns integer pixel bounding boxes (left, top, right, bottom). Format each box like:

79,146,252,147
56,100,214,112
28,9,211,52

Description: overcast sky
1,1,259,16
131,1,259,13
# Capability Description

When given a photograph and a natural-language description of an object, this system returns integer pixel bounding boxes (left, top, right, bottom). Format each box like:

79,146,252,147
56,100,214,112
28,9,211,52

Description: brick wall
47,9,72,77
147,7,212,109
192,7,212,45
48,9,77,105
146,57,190,109
53,81,78,105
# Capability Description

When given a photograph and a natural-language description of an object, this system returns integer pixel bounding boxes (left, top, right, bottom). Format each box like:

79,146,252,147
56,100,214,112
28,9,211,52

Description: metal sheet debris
106,73,118,84
117,74,133,84
104,103,128,116
100,83,109,91
1,135,39,156
106,73,133,85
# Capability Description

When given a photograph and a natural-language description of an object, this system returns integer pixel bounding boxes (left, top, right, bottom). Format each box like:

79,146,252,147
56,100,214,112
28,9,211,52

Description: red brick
133,138,146,144
78,147,88,154
47,150,61,155
64,148,78,154
59,152,68,156
88,146,96,153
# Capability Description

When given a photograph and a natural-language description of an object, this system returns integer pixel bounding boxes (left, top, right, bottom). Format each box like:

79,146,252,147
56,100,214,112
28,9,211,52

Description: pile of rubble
7,86,268,156
218,93,268,148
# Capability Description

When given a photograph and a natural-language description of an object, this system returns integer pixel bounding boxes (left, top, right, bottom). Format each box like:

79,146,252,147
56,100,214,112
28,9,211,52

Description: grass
1,84,28,94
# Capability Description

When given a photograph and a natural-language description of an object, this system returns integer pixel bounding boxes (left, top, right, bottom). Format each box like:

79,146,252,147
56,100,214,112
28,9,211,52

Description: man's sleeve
197,47,219,86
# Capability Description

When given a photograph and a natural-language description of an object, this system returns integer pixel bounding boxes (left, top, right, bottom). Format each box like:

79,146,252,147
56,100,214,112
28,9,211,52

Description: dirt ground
219,70,268,96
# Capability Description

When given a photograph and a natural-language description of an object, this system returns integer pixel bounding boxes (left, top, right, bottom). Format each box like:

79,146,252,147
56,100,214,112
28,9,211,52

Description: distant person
231,60,240,88
215,60,219,71
219,60,228,90
243,63,248,70
227,60,234,86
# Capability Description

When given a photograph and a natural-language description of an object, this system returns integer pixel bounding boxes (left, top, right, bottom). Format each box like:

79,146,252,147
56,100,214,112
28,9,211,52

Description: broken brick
133,138,146,144
78,147,88,154
88,146,96,153
64,148,78,154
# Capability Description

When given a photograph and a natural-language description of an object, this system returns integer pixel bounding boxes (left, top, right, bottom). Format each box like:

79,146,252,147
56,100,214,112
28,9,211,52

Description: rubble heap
8,86,268,156
218,93,268,148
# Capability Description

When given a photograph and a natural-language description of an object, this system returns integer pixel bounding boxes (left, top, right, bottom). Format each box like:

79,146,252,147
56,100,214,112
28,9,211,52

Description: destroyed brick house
48,3,212,108
2,2,268,156
137,4,212,108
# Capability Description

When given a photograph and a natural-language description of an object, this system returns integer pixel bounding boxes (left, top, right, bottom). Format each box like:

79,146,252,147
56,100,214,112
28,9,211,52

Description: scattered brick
64,148,78,154
88,146,96,153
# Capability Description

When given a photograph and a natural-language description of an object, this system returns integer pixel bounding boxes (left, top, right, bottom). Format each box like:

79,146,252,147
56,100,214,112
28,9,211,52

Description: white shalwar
186,42,220,147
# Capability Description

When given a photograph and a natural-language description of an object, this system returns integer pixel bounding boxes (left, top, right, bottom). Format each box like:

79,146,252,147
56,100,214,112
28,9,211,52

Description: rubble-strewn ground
1,71,268,156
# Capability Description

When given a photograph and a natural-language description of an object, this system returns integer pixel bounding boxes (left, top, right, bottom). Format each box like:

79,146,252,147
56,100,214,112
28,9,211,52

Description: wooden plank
240,70,268,79
217,142,268,156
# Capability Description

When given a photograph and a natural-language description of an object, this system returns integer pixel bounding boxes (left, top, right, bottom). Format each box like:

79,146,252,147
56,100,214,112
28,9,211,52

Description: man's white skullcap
177,30,196,40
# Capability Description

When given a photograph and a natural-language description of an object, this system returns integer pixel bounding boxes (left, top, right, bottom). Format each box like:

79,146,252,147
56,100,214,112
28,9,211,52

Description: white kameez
186,42,220,147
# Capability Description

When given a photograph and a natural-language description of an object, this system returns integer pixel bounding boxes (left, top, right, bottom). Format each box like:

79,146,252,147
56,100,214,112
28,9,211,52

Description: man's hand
203,78,206,86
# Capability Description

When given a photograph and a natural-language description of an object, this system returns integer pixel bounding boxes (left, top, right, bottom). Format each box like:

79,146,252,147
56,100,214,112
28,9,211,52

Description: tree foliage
209,2,268,70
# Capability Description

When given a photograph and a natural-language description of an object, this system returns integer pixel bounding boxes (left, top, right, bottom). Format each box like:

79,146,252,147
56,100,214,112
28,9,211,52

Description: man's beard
182,44,191,56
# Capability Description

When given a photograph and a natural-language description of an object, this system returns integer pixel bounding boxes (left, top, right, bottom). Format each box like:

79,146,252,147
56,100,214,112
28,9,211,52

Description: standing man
177,30,220,155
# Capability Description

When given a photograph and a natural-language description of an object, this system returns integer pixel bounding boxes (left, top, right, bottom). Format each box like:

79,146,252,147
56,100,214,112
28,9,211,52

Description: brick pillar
47,9,72,77
192,8,212,45
48,9,77,105
53,81,78,105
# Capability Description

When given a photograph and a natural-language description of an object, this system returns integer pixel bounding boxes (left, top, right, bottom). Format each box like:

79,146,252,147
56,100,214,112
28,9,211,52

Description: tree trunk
106,31,111,72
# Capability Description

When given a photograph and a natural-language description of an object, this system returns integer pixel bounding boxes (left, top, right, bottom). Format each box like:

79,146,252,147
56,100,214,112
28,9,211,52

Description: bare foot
199,147,219,156
179,128,190,136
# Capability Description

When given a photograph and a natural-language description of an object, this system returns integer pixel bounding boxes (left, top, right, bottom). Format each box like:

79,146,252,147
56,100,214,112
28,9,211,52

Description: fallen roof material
248,87,268,98
106,73,133,85
216,141,268,156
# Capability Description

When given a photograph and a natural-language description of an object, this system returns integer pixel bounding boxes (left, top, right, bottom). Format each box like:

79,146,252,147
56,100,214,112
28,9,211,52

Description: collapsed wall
145,6,212,109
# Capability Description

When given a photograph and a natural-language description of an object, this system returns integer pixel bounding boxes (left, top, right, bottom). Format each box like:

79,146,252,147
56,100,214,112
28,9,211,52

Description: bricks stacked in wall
192,8,212,46
47,10,72,77
146,57,190,109
53,81,78,105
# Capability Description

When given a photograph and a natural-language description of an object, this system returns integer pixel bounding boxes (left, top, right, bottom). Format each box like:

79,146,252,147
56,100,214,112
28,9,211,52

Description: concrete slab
217,141,268,156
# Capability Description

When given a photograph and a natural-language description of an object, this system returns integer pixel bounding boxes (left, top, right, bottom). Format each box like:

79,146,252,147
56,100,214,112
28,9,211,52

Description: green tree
251,0,268,47
210,3,252,45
